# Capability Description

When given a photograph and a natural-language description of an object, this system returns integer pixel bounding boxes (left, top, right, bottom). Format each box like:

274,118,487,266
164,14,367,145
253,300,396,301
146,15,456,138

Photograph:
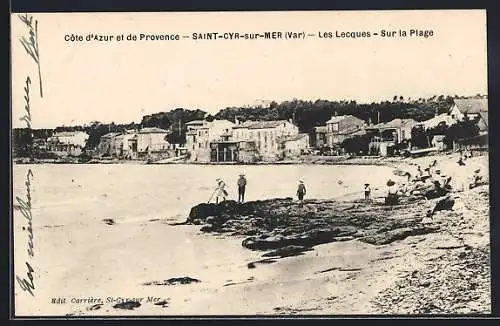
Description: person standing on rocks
214,178,228,204
364,183,371,203
237,173,247,203
297,180,307,206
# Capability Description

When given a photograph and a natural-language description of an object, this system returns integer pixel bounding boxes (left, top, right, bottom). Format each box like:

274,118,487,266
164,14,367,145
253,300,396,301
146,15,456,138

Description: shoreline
13,152,461,167
174,152,490,314
13,152,490,315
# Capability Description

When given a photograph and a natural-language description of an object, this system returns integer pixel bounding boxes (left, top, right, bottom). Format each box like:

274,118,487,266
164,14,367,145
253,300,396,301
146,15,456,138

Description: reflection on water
13,164,394,226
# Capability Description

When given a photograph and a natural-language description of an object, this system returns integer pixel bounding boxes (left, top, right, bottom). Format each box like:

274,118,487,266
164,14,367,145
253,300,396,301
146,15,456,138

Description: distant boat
408,147,438,157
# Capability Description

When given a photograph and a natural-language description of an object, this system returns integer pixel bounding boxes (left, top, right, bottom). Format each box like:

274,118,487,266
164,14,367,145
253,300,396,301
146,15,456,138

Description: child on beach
364,183,371,203
214,178,228,204
417,165,423,178
297,180,306,206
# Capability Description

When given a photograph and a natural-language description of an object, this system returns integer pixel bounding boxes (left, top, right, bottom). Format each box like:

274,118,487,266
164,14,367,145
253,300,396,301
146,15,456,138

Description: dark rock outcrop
183,196,442,256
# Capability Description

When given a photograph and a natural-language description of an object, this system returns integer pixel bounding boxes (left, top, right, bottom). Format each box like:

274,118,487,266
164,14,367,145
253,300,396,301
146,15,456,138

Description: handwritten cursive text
15,168,35,296
18,14,43,97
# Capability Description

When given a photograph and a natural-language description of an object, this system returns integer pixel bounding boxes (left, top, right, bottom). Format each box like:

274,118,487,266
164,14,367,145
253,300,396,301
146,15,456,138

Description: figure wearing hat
214,178,228,204
363,183,371,203
237,173,247,203
297,180,307,206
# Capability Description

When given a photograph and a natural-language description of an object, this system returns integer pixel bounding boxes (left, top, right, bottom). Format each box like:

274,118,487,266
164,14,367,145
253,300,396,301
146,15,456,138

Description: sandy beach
13,152,490,316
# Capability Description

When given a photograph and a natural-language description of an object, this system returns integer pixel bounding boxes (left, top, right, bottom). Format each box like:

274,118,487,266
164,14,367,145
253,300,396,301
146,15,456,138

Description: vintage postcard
11,10,490,317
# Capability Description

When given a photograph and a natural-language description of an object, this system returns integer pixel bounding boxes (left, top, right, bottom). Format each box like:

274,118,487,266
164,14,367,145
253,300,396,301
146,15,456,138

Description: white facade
185,119,235,162
50,131,89,148
283,134,310,158
233,120,299,160
47,131,89,157
137,127,170,153
113,130,138,157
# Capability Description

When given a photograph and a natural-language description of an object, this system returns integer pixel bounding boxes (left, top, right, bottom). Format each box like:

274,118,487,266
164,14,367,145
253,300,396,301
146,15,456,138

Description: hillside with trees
12,94,486,157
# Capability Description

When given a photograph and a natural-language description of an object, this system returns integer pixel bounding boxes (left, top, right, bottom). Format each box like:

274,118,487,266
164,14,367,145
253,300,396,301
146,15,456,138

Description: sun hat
299,180,304,183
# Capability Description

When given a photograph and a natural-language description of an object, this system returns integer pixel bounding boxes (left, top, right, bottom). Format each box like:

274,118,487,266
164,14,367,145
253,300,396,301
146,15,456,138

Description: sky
11,10,488,129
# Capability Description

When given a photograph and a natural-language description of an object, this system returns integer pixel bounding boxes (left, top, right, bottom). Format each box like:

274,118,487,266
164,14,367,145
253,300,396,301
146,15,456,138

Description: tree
444,116,480,147
411,125,428,149
341,134,370,155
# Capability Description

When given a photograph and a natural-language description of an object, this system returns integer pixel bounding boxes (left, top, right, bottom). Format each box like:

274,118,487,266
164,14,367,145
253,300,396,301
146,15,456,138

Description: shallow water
12,163,398,315
13,163,395,226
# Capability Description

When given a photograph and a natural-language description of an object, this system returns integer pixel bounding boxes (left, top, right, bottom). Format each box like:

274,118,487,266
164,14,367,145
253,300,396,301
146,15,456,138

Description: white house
448,98,488,133
422,113,458,129
283,133,310,158
185,119,235,162
47,131,89,157
137,127,171,154
97,132,120,157
232,120,300,161
325,115,366,147
113,130,138,158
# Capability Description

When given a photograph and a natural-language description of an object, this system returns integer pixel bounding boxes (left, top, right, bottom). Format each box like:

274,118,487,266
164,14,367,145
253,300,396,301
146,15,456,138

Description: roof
53,131,87,137
453,98,488,114
233,120,292,129
284,133,309,142
185,120,206,125
368,118,418,130
139,127,169,134
422,113,458,129
326,115,359,124
196,119,234,129
479,112,488,131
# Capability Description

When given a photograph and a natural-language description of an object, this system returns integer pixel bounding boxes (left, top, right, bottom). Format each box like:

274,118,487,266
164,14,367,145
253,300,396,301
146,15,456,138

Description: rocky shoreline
175,153,490,314
182,191,450,258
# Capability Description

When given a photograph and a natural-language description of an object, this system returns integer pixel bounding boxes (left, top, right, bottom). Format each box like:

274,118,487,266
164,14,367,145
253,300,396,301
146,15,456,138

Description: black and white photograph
11,10,490,316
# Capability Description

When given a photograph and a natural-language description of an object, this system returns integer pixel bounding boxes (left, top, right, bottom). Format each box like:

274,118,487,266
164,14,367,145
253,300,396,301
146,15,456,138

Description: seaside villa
47,131,89,157
366,118,419,156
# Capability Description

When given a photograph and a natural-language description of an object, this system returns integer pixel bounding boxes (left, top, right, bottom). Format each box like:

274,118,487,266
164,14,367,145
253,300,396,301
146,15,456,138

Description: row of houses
33,127,178,159
185,118,310,163
96,127,181,159
31,98,488,160
311,98,488,156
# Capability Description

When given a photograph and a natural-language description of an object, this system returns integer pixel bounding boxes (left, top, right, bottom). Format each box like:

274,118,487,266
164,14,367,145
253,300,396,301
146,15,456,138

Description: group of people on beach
210,153,483,207
211,174,247,204
210,175,307,206
362,154,484,206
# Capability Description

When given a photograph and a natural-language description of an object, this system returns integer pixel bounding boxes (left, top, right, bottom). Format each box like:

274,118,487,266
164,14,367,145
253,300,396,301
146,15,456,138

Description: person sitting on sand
403,171,412,182
417,165,423,178
297,180,307,206
385,179,399,206
469,169,483,189
215,178,228,204
364,183,371,203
